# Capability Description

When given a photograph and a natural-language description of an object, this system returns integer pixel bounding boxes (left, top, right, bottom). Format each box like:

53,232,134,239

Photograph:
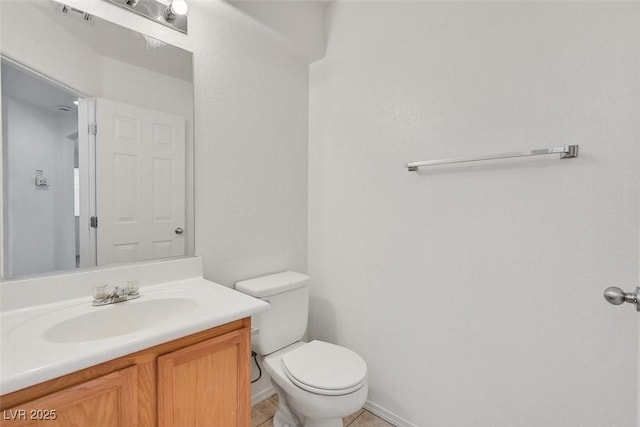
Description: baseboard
251,385,276,407
363,400,417,427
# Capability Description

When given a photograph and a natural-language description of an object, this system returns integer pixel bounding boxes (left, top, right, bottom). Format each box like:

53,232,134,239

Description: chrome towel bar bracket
406,144,579,171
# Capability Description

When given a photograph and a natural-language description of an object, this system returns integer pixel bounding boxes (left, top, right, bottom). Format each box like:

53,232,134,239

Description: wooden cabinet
1,318,251,427
158,330,250,427
1,367,137,427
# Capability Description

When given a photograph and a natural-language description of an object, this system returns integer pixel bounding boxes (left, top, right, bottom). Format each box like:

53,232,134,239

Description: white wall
189,1,310,286
3,96,76,276
53,111,77,271
0,1,100,96
98,55,193,124
309,3,639,426
230,1,326,62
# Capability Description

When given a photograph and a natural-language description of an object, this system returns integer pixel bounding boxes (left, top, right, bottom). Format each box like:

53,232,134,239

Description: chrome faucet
92,282,140,306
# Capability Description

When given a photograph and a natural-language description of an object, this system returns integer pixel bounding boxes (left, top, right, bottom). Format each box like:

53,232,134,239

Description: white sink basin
8,292,202,345
44,298,198,343
1,278,269,395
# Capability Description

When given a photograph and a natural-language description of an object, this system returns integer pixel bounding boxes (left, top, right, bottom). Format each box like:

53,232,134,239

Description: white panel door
96,98,185,265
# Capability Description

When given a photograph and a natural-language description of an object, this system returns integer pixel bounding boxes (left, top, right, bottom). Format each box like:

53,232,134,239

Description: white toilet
236,271,368,427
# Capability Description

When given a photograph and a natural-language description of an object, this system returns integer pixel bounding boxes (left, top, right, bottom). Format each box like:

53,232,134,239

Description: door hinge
90,216,98,228
88,122,97,135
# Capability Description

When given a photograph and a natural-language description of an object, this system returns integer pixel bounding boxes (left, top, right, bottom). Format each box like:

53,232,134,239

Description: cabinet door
1,366,137,427
158,329,250,427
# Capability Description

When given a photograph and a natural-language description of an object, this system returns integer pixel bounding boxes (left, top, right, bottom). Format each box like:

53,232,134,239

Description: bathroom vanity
0,258,268,427
1,318,250,426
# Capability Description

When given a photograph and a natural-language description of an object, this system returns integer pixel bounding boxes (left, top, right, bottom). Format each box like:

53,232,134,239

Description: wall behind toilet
191,1,315,288
189,1,323,399
308,2,640,426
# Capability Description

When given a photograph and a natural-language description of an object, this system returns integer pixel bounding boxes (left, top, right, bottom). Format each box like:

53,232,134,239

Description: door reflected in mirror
1,0,194,279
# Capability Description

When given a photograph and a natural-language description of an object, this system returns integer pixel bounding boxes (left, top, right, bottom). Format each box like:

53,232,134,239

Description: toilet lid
281,340,367,396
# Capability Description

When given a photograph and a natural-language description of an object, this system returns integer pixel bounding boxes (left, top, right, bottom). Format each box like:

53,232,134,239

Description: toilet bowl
264,341,368,427
235,272,369,427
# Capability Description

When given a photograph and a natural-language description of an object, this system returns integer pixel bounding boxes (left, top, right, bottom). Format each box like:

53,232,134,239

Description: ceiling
2,59,78,114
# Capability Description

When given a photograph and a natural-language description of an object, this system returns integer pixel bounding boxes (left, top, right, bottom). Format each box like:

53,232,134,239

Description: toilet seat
281,340,367,396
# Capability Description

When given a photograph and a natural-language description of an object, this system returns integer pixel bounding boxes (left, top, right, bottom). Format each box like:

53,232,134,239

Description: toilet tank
235,271,309,355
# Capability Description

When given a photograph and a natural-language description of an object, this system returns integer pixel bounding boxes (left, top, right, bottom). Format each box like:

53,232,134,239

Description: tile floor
251,394,395,427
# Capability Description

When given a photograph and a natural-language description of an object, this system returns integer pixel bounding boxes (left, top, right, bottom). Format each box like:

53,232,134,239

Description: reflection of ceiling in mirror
30,0,192,83
1,60,78,113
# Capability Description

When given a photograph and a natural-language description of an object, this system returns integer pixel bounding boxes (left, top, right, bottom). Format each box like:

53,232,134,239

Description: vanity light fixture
103,0,188,34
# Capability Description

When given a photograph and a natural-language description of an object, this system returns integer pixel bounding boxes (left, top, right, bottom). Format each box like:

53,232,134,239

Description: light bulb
171,0,188,16
164,0,188,23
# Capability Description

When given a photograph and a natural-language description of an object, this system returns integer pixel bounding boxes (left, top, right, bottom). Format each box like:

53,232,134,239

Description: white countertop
1,278,268,395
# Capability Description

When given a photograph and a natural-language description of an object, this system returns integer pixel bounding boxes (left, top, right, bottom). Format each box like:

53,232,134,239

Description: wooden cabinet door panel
158,329,250,427
1,366,137,427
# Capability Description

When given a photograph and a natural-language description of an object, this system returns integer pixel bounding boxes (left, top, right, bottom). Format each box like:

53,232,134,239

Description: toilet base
272,381,302,427
271,382,343,427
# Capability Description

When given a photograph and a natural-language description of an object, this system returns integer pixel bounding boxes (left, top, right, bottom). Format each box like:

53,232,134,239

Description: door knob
175,227,184,235
603,286,640,311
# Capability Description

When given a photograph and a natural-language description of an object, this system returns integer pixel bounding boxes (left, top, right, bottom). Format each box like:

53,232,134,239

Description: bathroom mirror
1,0,194,279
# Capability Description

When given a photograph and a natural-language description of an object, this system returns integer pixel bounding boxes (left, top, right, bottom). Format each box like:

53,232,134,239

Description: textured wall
189,2,309,287
309,3,640,426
